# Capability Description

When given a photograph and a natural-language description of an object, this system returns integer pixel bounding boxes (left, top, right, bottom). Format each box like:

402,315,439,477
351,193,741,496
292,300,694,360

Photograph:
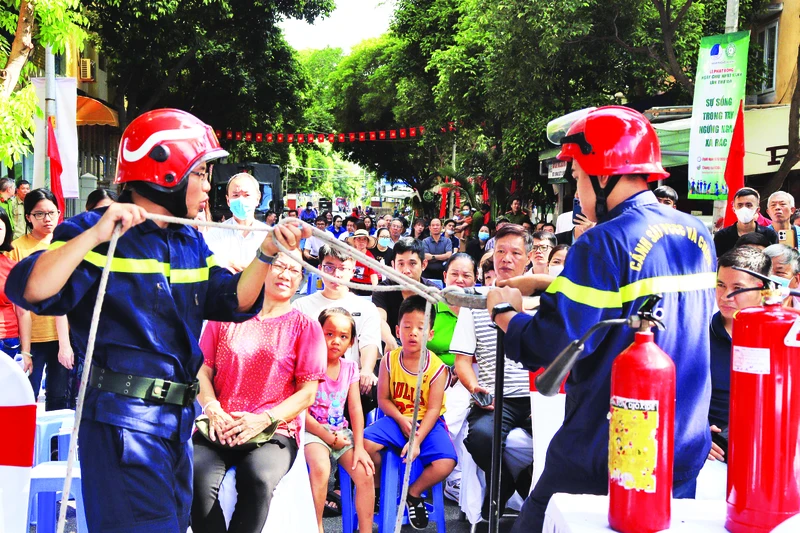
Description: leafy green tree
85,0,333,168
0,0,87,164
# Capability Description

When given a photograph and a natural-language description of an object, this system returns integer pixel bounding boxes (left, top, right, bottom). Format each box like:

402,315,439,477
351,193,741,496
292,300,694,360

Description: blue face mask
229,196,257,220
378,237,392,247
771,275,791,288
478,231,490,241
462,209,471,216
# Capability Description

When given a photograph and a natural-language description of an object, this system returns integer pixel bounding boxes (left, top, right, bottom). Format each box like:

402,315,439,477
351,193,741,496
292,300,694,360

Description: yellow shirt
384,347,447,419
7,234,58,343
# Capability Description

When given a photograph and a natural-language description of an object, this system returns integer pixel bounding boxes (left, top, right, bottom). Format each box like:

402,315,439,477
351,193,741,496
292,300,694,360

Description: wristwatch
491,303,516,323
255,248,276,265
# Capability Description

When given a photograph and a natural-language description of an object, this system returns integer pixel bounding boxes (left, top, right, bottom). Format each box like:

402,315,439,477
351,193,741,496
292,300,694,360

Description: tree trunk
759,43,800,201
0,1,36,97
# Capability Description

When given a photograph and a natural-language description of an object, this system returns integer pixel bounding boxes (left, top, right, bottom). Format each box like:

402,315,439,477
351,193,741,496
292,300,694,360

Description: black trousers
191,432,297,533
464,396,533,509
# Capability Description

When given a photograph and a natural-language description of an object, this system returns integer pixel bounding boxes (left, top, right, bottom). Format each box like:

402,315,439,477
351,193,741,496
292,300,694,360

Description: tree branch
1,0,36,97
759,43,800,201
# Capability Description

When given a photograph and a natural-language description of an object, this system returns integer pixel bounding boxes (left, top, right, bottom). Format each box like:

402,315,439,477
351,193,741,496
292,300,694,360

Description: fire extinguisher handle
535,318,629,396
535,340,584,396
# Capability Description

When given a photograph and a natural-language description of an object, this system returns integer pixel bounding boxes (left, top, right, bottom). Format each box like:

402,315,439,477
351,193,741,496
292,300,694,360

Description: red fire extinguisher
535,295,675,533
726,276,800,532
607,328,675,533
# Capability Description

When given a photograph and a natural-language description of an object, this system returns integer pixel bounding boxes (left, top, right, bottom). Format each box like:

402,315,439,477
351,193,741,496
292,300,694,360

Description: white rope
57,225,122,533
55,214,448,533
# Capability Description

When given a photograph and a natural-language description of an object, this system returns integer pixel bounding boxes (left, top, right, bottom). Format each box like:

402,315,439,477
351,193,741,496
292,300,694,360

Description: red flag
409,127,417,137
245,132,252,141
287,134,295,143
349,133,356,142
226,131,233,140
319,134,327,143
46,116,65,223
358,132,366,141
297,134,305,143
723,100,746,227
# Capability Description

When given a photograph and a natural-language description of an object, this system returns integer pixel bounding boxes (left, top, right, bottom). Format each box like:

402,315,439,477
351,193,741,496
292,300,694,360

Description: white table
544,493,728,532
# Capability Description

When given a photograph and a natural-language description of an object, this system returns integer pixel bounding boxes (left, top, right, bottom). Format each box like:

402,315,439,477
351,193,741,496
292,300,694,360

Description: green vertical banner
688,31,750,200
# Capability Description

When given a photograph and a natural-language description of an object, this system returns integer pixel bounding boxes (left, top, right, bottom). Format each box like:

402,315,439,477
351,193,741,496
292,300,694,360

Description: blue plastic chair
306,272,321,295
34,410,75,465
28,460,88,533
377,449,446,533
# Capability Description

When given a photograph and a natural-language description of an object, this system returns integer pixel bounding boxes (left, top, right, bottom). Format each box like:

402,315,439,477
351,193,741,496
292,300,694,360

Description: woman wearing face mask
465,223,493,266
370,227,393,265
204,173,267,272
11,188,74,409
547,244,571,277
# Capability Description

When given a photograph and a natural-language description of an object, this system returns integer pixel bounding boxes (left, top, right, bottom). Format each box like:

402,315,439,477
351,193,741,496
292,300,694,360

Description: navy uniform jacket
7,208,263,442
505,191,716,489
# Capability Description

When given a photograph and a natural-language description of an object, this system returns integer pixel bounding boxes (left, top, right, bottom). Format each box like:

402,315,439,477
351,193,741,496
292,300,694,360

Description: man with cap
486,106,717,532
6,109,311,533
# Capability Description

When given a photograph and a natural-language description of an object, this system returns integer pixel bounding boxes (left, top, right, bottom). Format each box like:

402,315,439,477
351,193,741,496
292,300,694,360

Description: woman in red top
345,229,378,296
0,207,19,360
192,251,327,533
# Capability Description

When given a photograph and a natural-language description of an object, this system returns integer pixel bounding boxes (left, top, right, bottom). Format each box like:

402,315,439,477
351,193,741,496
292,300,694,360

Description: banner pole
44,46,56,189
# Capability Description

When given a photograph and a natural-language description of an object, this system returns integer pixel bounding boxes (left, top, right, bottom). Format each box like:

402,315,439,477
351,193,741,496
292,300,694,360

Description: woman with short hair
192,252,327,533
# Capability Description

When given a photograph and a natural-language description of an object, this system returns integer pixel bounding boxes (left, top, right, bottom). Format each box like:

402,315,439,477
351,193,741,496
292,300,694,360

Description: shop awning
76,96,119,127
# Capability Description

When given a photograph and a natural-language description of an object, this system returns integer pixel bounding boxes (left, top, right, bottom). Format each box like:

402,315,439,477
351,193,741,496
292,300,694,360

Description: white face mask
549,265,564,277
735,207,757,225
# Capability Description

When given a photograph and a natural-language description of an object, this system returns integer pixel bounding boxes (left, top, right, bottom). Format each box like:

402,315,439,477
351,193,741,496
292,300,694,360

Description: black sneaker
406,494,429,530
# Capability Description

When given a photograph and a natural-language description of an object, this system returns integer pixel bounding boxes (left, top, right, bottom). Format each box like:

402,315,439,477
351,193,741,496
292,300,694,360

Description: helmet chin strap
588,175,622,222
123,181,189,219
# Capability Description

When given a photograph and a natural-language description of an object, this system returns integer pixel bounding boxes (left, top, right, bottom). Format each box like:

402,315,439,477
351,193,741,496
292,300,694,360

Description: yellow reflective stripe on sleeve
546,271,717,309
619,272,717,303
206,254,218,268
545,276,623,309
50,241,213,283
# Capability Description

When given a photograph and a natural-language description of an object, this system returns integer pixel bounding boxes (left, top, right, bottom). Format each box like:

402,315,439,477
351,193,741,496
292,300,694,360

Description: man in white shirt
293,244,382,400
302,215,331,267
451,224,536,518
204,173,268,271
338,215,359,241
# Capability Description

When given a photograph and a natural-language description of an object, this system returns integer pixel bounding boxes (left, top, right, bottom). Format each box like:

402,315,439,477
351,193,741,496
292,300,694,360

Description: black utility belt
88,366,199,407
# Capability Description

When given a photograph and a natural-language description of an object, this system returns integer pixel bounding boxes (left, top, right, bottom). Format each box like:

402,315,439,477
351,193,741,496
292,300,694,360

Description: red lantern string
216,124,443,143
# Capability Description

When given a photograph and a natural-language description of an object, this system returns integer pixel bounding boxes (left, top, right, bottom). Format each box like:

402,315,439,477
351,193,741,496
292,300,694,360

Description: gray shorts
305,427,354,462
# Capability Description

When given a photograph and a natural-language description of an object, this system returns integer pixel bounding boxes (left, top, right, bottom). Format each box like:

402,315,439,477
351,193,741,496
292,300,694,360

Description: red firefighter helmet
115,109,228,190
557,106,669,182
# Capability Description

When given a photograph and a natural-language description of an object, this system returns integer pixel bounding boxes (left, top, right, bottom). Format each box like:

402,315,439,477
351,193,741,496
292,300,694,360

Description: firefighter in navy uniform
487,106,717,532
7,109,311,533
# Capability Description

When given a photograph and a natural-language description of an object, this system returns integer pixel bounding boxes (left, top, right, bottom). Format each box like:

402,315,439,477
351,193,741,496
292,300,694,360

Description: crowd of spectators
7,176,800,531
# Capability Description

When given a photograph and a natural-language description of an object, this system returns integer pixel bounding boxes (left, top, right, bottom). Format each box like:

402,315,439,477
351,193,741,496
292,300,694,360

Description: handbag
194,414,282,452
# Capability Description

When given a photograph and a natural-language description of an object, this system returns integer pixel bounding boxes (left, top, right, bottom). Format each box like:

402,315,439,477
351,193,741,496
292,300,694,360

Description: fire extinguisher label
608,395,659,493
732,346,771,375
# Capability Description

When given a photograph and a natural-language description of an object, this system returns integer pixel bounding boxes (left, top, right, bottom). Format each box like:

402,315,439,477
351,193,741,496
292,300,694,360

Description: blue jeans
28,340,73,411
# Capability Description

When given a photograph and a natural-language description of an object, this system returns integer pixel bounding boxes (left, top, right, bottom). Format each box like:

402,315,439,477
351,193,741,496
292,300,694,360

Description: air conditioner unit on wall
79,58,95,82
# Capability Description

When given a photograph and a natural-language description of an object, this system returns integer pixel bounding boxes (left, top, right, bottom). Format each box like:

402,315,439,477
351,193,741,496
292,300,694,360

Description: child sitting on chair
364,296,457,530
306,308,376,533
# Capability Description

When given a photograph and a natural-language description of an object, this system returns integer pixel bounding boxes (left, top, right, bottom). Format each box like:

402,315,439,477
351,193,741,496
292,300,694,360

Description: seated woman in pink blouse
192,251,327,533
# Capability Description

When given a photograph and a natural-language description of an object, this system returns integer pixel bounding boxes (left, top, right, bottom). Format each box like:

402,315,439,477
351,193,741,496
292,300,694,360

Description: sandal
323,490,342,517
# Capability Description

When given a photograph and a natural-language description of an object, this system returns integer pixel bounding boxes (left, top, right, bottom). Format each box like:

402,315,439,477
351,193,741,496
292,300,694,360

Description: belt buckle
150,379,170,403
185,381,200,405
